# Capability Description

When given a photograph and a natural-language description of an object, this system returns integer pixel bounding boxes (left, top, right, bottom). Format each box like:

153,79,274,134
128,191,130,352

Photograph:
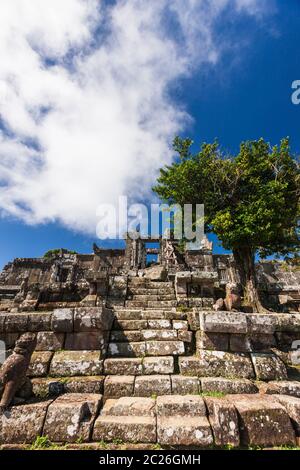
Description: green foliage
43,249,78,259
153,137,299,258
30,435,52,450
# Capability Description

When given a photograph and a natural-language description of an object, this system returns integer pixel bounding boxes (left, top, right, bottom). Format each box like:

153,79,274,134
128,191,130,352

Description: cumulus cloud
0,0,272,234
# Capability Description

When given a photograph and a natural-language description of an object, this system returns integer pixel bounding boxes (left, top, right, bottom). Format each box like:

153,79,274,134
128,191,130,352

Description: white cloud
0,0,272,234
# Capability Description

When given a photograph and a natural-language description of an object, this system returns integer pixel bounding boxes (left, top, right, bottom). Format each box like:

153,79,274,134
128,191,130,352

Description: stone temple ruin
0,236,300,448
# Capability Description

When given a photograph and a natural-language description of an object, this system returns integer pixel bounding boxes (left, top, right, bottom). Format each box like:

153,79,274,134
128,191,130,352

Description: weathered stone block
5,314,28,333
229,334,252,352
108,341,146,357
31,377,65,397
273,395,300,436
104,357,143,375
74,307,114,332
143,356,174,375
201,377,258,395
277,314,300,333
134,375,171,397
187,309,200,331
49,351,103,376
251,353,288,381
104,375,135,398
156,395,206,416
102,396,156,417
27,312,52,332
114,309,143,320
250,334,276,351
173,320,188,330
205,397,240,447
265,381,300,398
65,332,108,352
28,351,53,377
43,393,101,442
200,311,247,334
247,314,277,335
148,319,171,329
114,319,148,330
157,416,213,446
179,351,255,379
63,376,104,394
171,375,200,395
36,331,65,351
196,330,229,351
275,331,300,350
146,341,185,356
110,330,142,342
142,329,177,341
178,330,193,343
0,400,52,443
51,309,74,333
0,312,6,333
93,415,156,443
227,394,296,447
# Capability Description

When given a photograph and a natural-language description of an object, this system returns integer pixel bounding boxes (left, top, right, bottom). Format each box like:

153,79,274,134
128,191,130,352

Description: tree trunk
232,247,267,313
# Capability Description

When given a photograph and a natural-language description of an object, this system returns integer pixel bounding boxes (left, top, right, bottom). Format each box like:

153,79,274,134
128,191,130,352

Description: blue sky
0,0,299,269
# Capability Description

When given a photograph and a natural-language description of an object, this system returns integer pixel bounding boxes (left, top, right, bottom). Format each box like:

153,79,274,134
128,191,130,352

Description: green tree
153,137,300,312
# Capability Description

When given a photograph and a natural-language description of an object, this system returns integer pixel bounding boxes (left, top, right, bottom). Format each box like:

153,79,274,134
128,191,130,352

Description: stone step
125,300,177,308
128,280,173,288
128,287,175,295
108,340,185,357
31,376,105,397
104,357,174,375
130,294,176,301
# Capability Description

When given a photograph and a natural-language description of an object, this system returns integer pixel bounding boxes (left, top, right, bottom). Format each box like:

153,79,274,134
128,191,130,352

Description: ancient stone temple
0,237,300,449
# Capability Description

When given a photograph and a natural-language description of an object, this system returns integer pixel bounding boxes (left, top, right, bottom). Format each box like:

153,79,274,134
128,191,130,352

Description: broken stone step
226,394,296,447
93,415,156,443
157,416,213,447
131,294,160,302
134,375,171,396
108,341,146,357
43,393,101,443
146,340,185,356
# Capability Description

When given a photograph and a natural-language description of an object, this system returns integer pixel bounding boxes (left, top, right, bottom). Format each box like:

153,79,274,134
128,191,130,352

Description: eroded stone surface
200,312,247,334
51,309,73,333
265,381,300,398
93,415,156,443
36,332,64,351
43,393,101,442
49,351,103,377
143,356,174,375
179,351,255,379
201,377,259,395
157,416,213,446
104,375,135,398
104,358,143,375
0,400,52,443
74,307,113,332
205,397,240,447
28,351,53,377
171,375,200,395
156,395,206,416
146,341,185,356
251,353,288,381
227,394,296,447
134,375,171,397
273,395,300,436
